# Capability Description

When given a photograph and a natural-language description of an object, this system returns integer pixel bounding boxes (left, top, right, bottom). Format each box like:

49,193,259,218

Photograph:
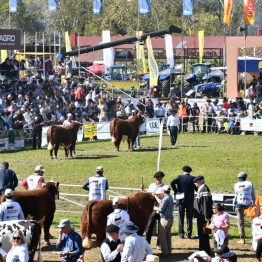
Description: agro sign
0,29,21,50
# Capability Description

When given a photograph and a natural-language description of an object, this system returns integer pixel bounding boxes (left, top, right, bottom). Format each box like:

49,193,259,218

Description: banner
97,122,111,140
224,0,232,26
0,29,21,50
240,118,262,132
165,34,174,68
102,30,114,73
83,122,97,139
139,0,151,15
244,0,255,25
146,36,159,87
9,0,18,13
136,31,147,75
93,0,103,15
49,0,57,12
146,118,161,135
198,30,204,64
183,0,194,16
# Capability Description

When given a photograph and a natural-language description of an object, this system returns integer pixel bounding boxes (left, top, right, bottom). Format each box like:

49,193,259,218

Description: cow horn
82,237,92,249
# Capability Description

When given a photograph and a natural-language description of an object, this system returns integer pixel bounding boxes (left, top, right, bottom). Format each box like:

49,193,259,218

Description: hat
67,113,73,117
5,189,13,197
112,197,119,205
238,172,247,178
35,165,45,172
96,166,103,172
57,219,71,228
143,255,159,262
153,171,165,179
182,166,192,173
162,185,171,192
105,224,120,233
193,176,204,183
122,223,139,234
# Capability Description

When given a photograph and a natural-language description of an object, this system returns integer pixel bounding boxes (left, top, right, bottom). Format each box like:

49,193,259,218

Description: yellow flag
65,31,72,52
224,0,232,26
198,30,204,64
136,31,147,75
146,36,158,87
244,0,255,25
1,50,8,63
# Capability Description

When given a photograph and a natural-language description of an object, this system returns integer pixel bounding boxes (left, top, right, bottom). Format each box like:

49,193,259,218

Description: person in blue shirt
56,219,83,262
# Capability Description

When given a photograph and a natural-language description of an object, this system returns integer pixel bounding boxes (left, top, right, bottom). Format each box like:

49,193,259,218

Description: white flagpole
157,121,164,171
78,32,80,76
54,32,56,68
43,32,45,79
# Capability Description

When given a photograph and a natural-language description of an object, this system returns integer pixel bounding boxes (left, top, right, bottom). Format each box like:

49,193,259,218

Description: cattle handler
21,165,45,190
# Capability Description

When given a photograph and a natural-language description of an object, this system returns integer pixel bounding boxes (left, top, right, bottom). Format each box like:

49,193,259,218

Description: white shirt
26,174,42,190
252,216,262,250
166,114,179,127
100,236,121,262
88,175,108,200
234,180,255,206
6,243,29,262
147,182,165,194
121,233,152,262
0,199,25,221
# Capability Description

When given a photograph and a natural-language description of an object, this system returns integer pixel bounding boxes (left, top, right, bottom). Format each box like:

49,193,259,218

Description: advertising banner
97,122,111,140
240,118,262,132
0,29,21,50
146,118,161,135
83,123,97,139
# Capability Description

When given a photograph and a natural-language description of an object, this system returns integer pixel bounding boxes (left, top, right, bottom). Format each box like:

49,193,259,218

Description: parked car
185,82,221,98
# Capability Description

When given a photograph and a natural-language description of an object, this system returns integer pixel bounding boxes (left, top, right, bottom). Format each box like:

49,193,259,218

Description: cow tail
110,119,119,143
83,201,96,249
47,126,54,151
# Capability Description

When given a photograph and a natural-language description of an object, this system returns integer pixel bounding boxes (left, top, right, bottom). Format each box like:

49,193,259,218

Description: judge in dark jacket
0,162,18,194
170,166,195,239
193,176,213,254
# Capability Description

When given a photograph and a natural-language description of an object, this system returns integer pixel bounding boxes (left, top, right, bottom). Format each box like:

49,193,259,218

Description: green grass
0,133,261,237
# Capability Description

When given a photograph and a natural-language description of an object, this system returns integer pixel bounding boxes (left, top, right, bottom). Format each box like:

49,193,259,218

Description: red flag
243,0,255,25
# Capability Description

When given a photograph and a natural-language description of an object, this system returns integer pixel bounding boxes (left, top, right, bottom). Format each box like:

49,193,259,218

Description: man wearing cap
82,166,108,200
21,165,45,190
63,113,74,126
0,162,18,194
121,223,153,262
107,198,130,242
32,110,44,149
193,176,213,254
145,171,165,244
56,218,83,262
101,224,123,262
233,171,255,244
0,189,24,221
166,109,180,147
171,166,195,239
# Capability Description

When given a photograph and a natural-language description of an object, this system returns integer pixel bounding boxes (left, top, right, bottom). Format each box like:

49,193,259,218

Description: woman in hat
6,230,29,262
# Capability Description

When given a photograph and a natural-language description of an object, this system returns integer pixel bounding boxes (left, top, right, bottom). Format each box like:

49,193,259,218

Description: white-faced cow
0,220,41,262
47,122,82,159
109,115,144,151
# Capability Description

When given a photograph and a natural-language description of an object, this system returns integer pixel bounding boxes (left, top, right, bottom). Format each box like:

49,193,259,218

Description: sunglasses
13,237,21,240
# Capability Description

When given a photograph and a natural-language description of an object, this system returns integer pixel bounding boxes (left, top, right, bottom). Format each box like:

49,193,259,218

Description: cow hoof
82,237,92,249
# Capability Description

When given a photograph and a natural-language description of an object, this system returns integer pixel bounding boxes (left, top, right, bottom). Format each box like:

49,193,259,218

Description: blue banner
49,0,57,12
9,0,18,13
183,0,194,16
93,0,103,15
139,0,151,15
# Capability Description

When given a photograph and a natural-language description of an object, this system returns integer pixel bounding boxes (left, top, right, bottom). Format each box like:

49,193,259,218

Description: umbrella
87,64,105,74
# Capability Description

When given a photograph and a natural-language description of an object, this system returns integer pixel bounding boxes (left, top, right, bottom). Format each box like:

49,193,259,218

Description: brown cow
80,192,155,248
109,115,144,151
0,181,59,244
47,122,82,159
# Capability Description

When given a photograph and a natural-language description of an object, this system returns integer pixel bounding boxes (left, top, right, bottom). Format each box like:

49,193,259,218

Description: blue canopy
238,58,262,73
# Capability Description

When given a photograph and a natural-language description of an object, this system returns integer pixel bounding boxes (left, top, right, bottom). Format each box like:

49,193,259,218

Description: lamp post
240,25,248,98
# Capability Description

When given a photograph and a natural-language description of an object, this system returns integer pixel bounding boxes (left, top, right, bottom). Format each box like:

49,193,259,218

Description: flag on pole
9,0,18,13
183,0,194,16
49,0,57,12
139,0,151,15
146,36,159,87
136,31,147,75
224,0,232,26
165,34,174,68
65,32,76,67
102,30,114,73
93,0,103,15
244,0,255,25
1,50,8,63
198,30,204,64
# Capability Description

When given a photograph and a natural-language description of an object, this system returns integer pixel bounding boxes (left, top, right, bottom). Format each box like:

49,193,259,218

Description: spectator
234,172,255,244
101,224,123,262
107,197,130,242
121,223,153,262
154,185,174,256
56,219,83,262
63,113,74,126
32,109,44,149
178,101,189,132
193,176,213,254
0,189,24,221
0,162,18,193
166,109,179,147
191,102,200,133
21,165,45,190
171,166,195,239
6,230,29,262
82,166,108,200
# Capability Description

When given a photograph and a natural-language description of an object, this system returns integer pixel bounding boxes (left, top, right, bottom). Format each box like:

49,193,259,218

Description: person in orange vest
178,101,190,133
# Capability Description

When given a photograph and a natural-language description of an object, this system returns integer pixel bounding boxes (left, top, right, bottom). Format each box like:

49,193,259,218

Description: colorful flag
1,50,8,63
198,30,204,64
93,0,103,15
224,0,232,26
136,31,147,75
244,0,255,25
49,0,57,12
183,0,194,16
146,36,159,87
9,0,18,13
65,32,76,67
139,0,151,15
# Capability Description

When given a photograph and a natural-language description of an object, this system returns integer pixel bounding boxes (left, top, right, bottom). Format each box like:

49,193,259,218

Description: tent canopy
238,56,262,73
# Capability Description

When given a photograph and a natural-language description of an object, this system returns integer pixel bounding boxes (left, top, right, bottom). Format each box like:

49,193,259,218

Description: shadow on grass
135,147,176,152
178,144,209,148
41,243,56,252
73,155,118,160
